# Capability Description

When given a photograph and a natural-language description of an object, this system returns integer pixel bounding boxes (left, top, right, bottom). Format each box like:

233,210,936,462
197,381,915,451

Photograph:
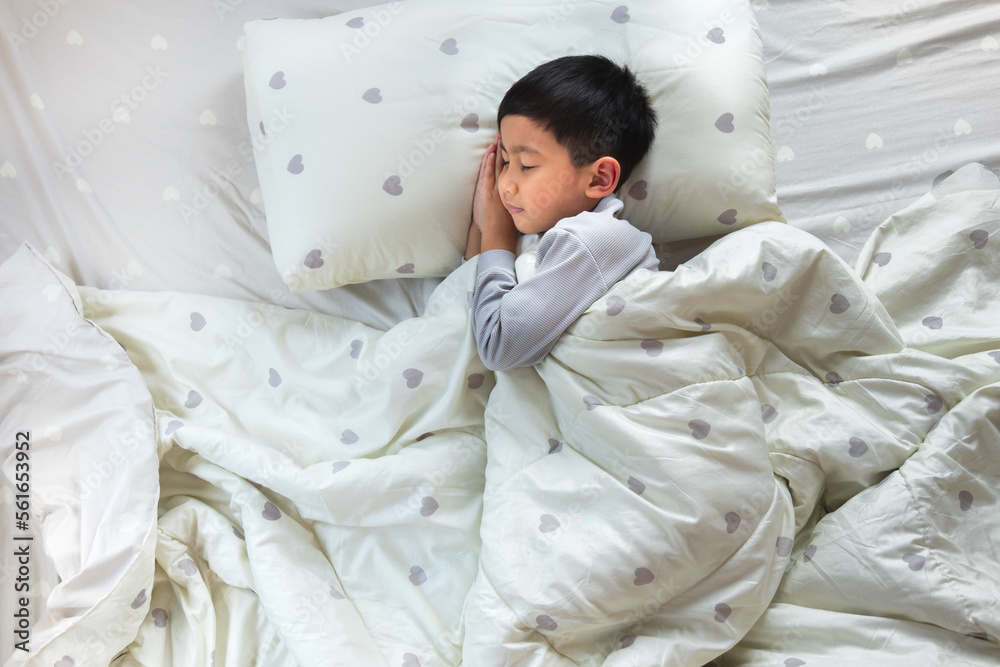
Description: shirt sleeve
470,230,608,371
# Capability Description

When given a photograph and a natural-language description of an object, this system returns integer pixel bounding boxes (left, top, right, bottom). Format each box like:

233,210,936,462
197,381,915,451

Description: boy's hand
472,133,517,253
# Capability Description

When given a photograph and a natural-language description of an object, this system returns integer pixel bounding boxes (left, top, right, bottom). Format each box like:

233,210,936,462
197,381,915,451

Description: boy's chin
512,219,532,235
515,217,558,236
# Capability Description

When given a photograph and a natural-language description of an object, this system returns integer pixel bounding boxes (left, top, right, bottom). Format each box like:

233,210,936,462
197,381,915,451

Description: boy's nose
498,171,514,196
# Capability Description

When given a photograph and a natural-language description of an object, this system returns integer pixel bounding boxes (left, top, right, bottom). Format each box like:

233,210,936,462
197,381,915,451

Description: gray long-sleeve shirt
471,194,659,371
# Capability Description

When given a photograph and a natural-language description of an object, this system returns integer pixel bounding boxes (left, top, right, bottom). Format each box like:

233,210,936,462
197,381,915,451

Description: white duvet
2,164,999,666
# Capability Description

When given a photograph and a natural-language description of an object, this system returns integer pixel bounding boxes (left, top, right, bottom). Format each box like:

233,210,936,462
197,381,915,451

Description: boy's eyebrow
499,141,541,156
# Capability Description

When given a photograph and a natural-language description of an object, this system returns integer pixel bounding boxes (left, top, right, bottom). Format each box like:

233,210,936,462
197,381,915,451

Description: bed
2,1,999,665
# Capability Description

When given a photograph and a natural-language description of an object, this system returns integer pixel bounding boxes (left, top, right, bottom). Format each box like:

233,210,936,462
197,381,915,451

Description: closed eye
520,165,534,171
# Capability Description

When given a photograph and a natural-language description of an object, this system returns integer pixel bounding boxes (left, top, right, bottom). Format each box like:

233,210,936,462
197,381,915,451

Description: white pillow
243,0,783,291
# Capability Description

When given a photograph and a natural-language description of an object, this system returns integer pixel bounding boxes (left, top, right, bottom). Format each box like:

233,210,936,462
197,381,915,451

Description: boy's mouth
506,204,524,214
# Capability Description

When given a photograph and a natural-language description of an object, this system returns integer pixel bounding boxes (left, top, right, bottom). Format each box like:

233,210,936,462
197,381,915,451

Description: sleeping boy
464,54,660,371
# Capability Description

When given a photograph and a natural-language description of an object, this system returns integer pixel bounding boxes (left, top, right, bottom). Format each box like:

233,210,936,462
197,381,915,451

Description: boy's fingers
484,152,495,186
478,146,491,182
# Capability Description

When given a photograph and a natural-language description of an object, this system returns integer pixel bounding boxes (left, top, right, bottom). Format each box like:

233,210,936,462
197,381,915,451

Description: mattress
2,1,999,665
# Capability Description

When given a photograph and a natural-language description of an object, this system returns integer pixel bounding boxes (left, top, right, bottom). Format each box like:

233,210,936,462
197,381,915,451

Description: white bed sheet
2,0,1000,664
756,0,1000,263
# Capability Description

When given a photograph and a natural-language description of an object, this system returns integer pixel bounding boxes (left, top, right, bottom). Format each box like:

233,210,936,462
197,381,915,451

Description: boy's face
497,115,601,235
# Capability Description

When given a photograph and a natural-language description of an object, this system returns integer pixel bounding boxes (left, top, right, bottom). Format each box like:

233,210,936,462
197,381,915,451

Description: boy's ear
585,157,621,198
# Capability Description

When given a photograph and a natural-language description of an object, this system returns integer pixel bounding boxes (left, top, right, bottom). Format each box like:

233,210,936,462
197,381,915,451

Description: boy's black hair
497,54,658,190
